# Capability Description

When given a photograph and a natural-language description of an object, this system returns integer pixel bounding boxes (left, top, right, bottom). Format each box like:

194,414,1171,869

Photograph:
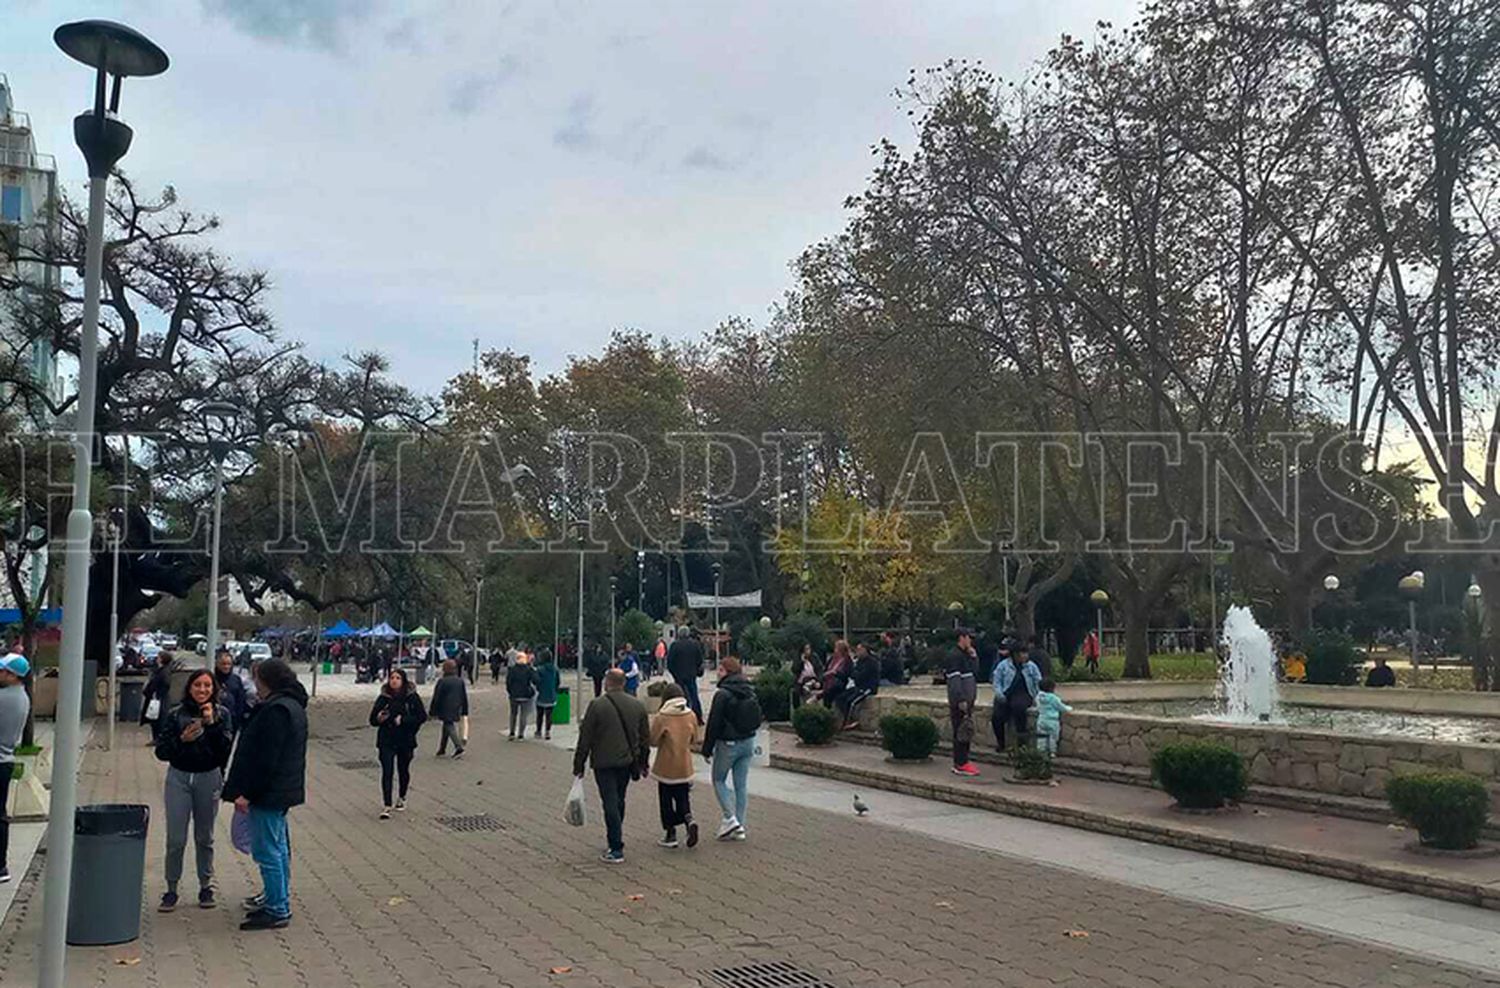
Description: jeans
590,673,604,697
378,747,413,806
657,781,692,832
163,767,221,891
437,720,464,755
948,703,971,767
248,806,291,919
593,766,632,854
711,737,755,826
1036,725,1059,756
535,705,555,735
992,694,1031,750
673,676,702,720
509,699,532,736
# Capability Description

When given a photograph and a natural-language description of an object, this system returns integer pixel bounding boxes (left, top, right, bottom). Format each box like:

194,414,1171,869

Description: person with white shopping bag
572,669,650,863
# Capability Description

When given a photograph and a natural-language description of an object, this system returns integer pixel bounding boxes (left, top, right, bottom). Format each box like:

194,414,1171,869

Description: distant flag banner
685,591,763,610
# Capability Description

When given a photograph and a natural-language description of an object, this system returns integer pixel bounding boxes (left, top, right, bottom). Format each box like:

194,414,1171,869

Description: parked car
223,640,274,668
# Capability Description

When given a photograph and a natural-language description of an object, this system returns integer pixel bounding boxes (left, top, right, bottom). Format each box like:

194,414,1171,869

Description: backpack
726,685,763,736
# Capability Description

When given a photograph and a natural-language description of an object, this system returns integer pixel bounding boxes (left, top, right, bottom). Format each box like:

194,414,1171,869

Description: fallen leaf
934,901,954,909
666,888,683,895
387,896,406,906
549,966,573,975
1065,930,1090,939
115,957,141,966
626,894,645,902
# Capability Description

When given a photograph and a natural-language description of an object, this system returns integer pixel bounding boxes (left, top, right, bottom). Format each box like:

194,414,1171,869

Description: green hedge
1150,741,1247,809
1014,745,1054,780
1386,771,1489,850
792,703,839,745
879,714,939,761
754,667,795,723
1301,628,1363,686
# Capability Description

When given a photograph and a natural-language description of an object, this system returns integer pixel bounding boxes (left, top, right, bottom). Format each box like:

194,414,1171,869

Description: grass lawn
1088,652,1218,681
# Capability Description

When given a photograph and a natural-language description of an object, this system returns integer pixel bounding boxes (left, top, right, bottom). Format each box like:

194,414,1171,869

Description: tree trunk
1011,598,1037,642
1120,594,1152,679
1477,569,1500,692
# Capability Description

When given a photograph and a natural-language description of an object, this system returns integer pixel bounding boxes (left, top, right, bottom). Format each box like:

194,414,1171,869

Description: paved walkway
2,684,1497,987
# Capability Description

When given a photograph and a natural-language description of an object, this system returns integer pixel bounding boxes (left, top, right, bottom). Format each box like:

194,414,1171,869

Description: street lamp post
574,524,586,711
712,561,723,653
473,575,484,662
636,549,645,614
839,558,849,640
998,539,1012,627
609,575,618,657
41,20,169,988
105,483,131,752
200,401,242,668
1398,571,1426,671
311,567,327,699
1090,589,1110,658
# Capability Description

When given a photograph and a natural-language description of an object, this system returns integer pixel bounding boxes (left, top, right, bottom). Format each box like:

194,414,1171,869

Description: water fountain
1218,605,1279,723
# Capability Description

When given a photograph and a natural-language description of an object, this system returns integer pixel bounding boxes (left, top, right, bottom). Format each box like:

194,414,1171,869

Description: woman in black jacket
370,667,427,818
154,669,233,912
428,659,468,758
505,654,538,740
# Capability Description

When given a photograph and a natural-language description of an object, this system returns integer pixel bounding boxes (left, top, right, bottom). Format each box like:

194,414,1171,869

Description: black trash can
67,804,150,946
117,678,145,722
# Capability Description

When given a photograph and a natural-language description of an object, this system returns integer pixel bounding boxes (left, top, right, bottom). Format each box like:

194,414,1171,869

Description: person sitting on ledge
1281,650,1307,683
1365,655,1396,688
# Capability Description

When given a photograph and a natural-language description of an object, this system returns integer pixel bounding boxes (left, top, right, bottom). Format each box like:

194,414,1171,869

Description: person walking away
991,644,1041,752
652,637,668,682
649,682,700,849
154,669,233,911
701,654,762,841
0,654,31,884
1026,635,1053,680
666,626,705,721
429,660,468,758
584,642,610,697
371,668,426,816
819,640,853,708
1082,630,1101,674
1033,678,1072,756
618,643,641,696
533,649,562,740
944,631,980,776
214,649,249,732
222,659,308,931
489,647,503,684
141,649,174,742
836,643,880,729
506,652,538,740
573,669,650,863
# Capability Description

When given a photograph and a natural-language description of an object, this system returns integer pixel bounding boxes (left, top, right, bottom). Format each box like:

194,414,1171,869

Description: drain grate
701,963,837,988
435,813,504,833
336,759,379,770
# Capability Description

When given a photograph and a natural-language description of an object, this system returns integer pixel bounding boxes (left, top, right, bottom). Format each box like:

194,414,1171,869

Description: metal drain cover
336,759,379,770
702,962,837,987
436,813,504,833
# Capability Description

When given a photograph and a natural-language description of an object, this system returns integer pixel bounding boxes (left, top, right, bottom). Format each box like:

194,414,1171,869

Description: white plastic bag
752,725,772,768
564,776,587,827
231,805,253,854
144,696,161,722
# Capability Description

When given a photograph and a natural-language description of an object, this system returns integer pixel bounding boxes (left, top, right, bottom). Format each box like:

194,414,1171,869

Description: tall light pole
712,560,724,653
839,557,849,640
200,401,242,668
998,539,1012,627
310,566,326,699
609,574,618,658
1399,571,1425,670
574,521,586,709
473,574,484,652
1090,589,1110,658
636,548,645,614
105,482,131,751
42,20,168,988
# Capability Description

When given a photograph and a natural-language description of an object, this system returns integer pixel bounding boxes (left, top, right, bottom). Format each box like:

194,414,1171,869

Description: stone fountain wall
864,695,1500,802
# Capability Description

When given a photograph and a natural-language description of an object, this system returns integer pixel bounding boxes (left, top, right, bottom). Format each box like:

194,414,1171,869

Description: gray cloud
384,16,423,53
447,56,522,116
682,146,734,171
552,94,598,151
199,0,378,50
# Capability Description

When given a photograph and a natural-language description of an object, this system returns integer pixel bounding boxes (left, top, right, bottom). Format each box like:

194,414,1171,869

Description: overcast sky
3,0,1133,386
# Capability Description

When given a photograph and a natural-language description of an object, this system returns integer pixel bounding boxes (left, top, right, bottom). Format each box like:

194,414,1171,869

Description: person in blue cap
0,653,32,884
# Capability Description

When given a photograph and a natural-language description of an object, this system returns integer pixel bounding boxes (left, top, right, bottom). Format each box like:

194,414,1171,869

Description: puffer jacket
222,682,309,810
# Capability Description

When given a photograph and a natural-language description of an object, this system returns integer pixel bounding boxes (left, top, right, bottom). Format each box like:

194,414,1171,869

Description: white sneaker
715,818,742,841
395,798,406,812
379,807,391,820
732,829,747,841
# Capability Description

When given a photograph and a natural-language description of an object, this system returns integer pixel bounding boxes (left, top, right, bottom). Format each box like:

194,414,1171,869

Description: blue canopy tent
364,621,398,638
323,620,358,639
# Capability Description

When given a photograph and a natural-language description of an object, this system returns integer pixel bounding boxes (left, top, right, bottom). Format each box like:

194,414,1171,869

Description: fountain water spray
1219,605,1279,722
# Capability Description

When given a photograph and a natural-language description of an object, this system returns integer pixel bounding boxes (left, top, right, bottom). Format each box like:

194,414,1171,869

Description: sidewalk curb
771,751,1500,911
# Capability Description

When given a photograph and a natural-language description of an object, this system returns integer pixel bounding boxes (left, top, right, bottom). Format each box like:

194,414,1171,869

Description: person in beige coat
649,684,700,849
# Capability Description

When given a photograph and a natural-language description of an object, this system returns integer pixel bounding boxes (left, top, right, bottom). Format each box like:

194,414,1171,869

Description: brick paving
2,686,1497,988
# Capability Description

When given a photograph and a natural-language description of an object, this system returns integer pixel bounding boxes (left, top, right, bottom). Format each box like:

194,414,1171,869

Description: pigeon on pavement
853,794,870,816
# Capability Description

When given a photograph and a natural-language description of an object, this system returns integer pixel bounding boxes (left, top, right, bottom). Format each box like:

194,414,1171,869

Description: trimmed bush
792,703,839,745
1150,741,1247,809
879,714,940,761
1013,745,1054,780
616,609,657,655
1301,628,1362,686
754,667,795,723
739,621,779,669
1386,771,1489,850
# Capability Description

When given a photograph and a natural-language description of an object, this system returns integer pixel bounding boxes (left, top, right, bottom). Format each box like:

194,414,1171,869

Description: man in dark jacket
878,631,905,685
836,643,881,729
222,659,308,931
573,669,650,863
944,630,980,776
213,649,249,732
1026,636,1054,680
583,643,610,697
429,659,469,757
665,626,705,721
701,655,762,841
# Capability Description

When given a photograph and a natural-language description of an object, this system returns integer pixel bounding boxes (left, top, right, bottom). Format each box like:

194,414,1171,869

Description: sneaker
715,819,742,841
658,835,680,849
240,910,290,931
962,762,982,775
452,748,464,759
395,799,406,812
380,807,391,820
544,732,551,740
600,850,625,864
158,891,179,913
732,828,748,841
507,733,516,741
198,887,217,909
685,822,700,849
243,893,265,911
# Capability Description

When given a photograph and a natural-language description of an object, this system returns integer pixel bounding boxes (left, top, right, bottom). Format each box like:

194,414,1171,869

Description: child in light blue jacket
1033,678,1072,756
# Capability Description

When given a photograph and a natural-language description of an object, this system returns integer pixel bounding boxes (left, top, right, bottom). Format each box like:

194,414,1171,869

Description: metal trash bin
554,686,571,726
67,803,150,946
413,664,428,685
117,678,146,722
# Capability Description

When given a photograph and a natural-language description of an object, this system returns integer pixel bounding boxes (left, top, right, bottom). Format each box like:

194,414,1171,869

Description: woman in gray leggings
153,669,233,911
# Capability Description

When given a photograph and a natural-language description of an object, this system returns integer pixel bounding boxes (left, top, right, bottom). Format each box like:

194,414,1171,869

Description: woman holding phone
370,668,426,818
154,668,233,911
